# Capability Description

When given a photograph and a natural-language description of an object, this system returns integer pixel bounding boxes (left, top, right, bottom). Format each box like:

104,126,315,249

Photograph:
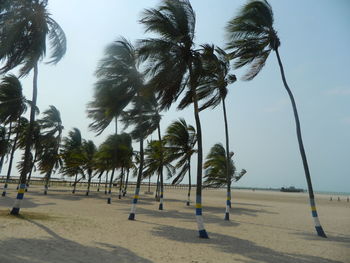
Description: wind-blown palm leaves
203,143,246,188
143,139,175,210
60,128,84,194
139,0,210,238
37,106,63,195
164,118,196,206
87,38,140,135
0,0,66,215
226,0,326,238
0,75,28,196
196,45,237,220
79,140,97,196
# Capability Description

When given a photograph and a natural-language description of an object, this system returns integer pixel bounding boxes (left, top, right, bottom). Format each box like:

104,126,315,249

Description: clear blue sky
11,0,350,192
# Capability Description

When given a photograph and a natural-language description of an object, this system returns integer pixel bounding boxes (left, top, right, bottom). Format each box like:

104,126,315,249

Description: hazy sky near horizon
6,0,350,192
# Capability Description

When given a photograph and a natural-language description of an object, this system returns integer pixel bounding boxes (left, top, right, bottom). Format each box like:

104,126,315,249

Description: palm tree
138,0,210,238
0,0,66,215
79,140,97,196
164,118,197,206
38,106,63,195
226,0,326,238
0,75,28,196
121,94,160,219
195,45,237,220
143,139,175,210
203,143,246,189
60,128,84,194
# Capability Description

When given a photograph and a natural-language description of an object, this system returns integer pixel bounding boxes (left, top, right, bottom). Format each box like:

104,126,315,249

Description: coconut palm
0,0,66,215
0,75,28,196
195,45,237,220
121,94,160,219
203,143,246,189
79,140,97,196
2,117,27,196
164,118,197,206
38,106,63,195
143,139,175,210
138,0,210,238
226,0,326,238
60,128,84,194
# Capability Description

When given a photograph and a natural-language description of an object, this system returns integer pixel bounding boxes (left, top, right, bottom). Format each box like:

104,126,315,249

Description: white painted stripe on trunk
130,203,136,214
313,216,321,227
13,199,22,209
225,205,230,213
195,215,205,231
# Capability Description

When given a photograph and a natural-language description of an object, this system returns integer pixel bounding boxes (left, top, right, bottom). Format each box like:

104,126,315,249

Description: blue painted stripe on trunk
17,193,24,200
11,207,19,214
315,226,327,238
196,208,202,215
224,212,229,220
199,229,209,238
226,200,231,206
133,198,138,204
128,213,135,220
312,210,318,217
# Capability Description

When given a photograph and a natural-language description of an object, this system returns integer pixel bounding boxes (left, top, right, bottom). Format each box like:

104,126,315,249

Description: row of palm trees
0,0,326,238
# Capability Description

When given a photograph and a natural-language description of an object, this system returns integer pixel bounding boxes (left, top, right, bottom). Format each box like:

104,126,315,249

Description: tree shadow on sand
294,231,350,247
0,195,55,209
151,225,344,263
0,219,152,263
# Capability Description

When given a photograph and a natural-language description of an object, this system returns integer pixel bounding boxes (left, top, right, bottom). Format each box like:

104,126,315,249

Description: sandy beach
0,184,349,263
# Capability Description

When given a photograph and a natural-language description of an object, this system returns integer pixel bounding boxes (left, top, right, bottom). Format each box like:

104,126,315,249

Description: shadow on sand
0,219,152,263
150,225,344,263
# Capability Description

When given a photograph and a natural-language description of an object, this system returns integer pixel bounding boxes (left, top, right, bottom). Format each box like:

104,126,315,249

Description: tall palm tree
226,0,326,238
121,94,161,219
38,106,63,195
203,143,246,188
195,45,237,220
164,118,197,206
139,0,210,238
0,0,66,215
0,75,28,196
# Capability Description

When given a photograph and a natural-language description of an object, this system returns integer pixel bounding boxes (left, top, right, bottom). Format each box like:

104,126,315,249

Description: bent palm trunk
118,168,124,199
128,138,144,220
107,169,115,204
275,49,326,238
123,169,129,196
72,173,78,194
11,63,38,215
186,158,191,206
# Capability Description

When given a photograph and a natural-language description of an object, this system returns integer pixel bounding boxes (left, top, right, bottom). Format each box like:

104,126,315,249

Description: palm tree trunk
155,173,160,201
11,63,38,215
115,115,118,134
128,138,144,220
0,122,12,174
157,124,164,210
97,172,103,192
26,150,37,192
222,98,232,220
148,176,151,192
2,119,20,197
86,171,92,196
72,173,78,194
44,170,52,195
191,76,209,238
123,168,129,196
104,171,109,194
107,168,115,204
118,167,124,199
275,49,326,238
186,157,191,206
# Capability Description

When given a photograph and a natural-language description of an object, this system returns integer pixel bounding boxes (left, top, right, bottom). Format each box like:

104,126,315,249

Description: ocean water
315,190,350,196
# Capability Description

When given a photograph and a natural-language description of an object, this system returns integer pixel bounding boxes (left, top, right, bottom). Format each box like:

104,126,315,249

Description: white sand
0,184,349,263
